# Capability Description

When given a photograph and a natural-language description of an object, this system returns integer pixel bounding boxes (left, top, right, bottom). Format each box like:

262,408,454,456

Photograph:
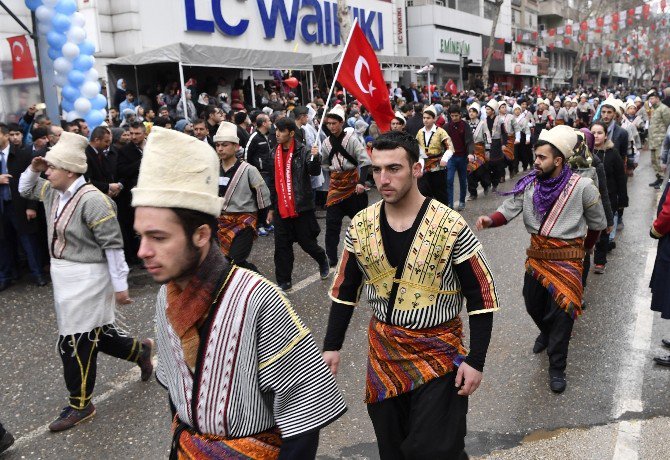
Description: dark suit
0,145,43,281
84,145,117,194
609,123,630,162
405,114,424,137
116,142,143,263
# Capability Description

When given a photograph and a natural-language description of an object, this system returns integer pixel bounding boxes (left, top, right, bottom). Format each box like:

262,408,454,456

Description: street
0,157,668,460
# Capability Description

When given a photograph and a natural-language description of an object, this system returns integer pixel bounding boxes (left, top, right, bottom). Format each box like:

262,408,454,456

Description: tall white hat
131,127,223,217
538,125,578,159
326,104,346,122
213,121,239,143
423,105,437,118
486,99,499,112
45,132,88,174
468,102,481,113
393,111,406,124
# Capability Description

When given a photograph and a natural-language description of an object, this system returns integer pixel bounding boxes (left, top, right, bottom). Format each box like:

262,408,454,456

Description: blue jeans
446,156,468,208
0,200,42,282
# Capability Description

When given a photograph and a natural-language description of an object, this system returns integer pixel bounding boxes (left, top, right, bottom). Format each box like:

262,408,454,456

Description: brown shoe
137,338,154,382
48,404,96,432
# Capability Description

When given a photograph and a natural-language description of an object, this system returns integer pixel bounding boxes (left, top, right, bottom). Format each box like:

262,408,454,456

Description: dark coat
405,114,424,137
3,145,39,236
594,141,628,211
267,139,321,215
84,145,117,194
116,142,143,192
609,123,630,161
650,180,670,318
245,130,272,173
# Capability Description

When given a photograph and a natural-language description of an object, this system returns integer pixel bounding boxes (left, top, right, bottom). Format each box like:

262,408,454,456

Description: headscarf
116,79,125,90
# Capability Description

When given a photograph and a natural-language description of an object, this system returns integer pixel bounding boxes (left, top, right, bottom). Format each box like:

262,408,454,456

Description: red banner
445,79,458,96
7,35,36,79
336,22,395,132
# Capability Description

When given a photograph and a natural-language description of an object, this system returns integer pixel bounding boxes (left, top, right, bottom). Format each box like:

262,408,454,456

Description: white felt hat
468,102,481,113
538,125,578,159
486,99,499,112
393,111,406,124
423,105,437,118
213,121,239,143
131,126,223,217
326,104,346,122
45,131,88,174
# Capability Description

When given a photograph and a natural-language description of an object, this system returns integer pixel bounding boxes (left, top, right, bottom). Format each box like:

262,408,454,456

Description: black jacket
594,141,628,211
405,114,424,137
609,123,630,161
245,130,272,173
267,139,321,215
84,145,117,194
2,145,39,237
116,142,143,192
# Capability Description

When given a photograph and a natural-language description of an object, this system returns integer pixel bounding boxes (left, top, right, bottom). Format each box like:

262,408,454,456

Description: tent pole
106,66,113,109
134,65,139,97
309,71,314,102
250,69,256,108
178,62,188,120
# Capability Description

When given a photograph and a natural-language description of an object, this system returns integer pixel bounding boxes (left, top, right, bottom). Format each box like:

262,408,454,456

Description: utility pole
458,51,463,91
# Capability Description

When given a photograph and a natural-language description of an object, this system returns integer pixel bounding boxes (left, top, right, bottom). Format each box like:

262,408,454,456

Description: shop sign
184,0,386,50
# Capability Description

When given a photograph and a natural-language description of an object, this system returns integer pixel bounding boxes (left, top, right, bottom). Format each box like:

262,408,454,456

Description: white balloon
74,97,92,115
35,5,55,23
100,108,108,118
37,21,52,34
62,42,80,60
71,12,86,28
66,26,86,44
42,0,60,7
81,81,101,99
84,68,99,82
54,72,68,87
66,111,82,122
53,57,73,74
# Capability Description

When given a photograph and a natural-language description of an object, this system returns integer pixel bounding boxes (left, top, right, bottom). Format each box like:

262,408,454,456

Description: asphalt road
0,153,668,459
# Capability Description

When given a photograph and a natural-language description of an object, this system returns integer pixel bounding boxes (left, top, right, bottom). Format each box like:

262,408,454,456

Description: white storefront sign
408,26,482,65
505,55,537,76
137,0,395,57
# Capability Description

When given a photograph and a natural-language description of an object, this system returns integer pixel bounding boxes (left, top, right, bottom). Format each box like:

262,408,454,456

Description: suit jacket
84,145,117,194
405,114,424,137
2,145,39,236
610,124,630,161
116,142,143,192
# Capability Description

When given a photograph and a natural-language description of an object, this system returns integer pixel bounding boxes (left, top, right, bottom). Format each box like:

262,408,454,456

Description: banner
7,35,37,79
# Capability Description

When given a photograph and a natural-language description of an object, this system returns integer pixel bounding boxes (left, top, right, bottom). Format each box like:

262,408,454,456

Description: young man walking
316,105,371,267
19,132,153,431
132,126,346,458
324,130,499,459
416,105,454,205
476,125,606,393
444,104,473,210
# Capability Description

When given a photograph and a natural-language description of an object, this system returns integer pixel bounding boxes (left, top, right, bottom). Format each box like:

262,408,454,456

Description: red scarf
274,140,298,219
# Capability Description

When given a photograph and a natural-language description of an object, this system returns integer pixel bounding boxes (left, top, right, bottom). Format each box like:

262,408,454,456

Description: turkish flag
336,22,395,132
445,79,458,96
7,35,36,79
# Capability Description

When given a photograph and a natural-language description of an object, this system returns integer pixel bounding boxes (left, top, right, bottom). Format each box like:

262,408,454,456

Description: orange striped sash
217,212,257,257
327,169,359,207
468,143,487,172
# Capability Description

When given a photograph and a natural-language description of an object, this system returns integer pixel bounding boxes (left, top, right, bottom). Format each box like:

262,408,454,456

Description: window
512,8,521,26
483,0,499,20
456,0,480,15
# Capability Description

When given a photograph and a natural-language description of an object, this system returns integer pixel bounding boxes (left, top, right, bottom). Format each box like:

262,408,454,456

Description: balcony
538,1,579,21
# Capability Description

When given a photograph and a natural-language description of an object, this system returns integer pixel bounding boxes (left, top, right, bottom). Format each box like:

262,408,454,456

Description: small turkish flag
445,79,458,96
336,22,395,132
7,35,36,79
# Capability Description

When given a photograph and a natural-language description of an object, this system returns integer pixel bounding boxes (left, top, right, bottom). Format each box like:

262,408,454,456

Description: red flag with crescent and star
336,23,395,132
7,35,36,79
445,79,458,95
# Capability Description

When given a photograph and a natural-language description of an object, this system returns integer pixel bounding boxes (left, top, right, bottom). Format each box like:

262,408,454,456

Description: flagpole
316,18,360,146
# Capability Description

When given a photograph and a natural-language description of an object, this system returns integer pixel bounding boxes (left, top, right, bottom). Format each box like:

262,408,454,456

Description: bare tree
571,0,606,87
482,0,504,90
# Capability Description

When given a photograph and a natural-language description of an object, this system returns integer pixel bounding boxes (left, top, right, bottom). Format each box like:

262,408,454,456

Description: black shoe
607,241,616,252
328,258,338,268
0,280,11,292
34,275,48,287
550,376,567,393
48,404,96,432
649,177,663,187
653,355,670,367
0,431,14,454
319,259,330,279
662,339,670,349
278,282,292,292
533,334,548,354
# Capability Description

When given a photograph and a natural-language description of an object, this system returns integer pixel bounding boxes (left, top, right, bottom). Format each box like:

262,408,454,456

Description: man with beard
325,130,498,459
476,125,606,393
132,127,346,458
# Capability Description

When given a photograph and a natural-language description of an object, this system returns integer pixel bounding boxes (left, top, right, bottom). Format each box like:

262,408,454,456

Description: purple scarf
501,165,573,219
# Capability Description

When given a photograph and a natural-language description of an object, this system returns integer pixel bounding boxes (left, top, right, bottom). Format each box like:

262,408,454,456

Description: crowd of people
1,76,670,458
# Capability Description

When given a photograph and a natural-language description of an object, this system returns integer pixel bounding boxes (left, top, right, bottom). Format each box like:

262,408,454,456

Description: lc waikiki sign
184,0,387,51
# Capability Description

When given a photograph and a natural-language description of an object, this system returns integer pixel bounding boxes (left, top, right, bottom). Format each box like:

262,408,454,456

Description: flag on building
336,22,395,132
7,35,36,79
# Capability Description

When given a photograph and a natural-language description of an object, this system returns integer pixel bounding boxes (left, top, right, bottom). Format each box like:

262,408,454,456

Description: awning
107,43,313,71
312,52,430,70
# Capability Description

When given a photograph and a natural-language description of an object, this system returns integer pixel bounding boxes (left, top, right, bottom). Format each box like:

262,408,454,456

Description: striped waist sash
327,169,359,207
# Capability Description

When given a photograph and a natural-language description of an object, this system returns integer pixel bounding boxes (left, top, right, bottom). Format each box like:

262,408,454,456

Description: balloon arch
25,0,107,130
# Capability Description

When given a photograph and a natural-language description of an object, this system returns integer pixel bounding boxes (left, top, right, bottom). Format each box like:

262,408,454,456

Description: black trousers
367,372,468,460
488,159,505,187
522,273,574,377
325,193,367,264
467,166,491,197
257,172,272,228
117,195,139,264
593,231,610,266
0,421,5,438
227,226,257,272
418,169,448,205
59,326,141,410
273,210,327,284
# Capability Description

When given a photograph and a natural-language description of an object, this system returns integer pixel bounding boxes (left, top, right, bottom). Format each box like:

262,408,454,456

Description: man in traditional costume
132,126,346,459
18,132,153,432
415,105,455,205
476,125,606,393
486,99,506,190
213,122,271,270
499,101,519,179
324,130,499,459
576,94,594,128
513,103,533,172
553,97,569,126
466,102,491,201
390,112,406,132
316,105,371,267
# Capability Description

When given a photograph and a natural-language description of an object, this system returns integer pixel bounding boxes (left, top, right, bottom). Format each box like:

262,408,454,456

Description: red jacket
652,182,670,238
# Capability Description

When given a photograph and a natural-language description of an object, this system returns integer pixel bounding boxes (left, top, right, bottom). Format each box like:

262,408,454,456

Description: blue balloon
68,69,86,86
62,84,80,102
48,47,63,60
61,98,75,112
55,0,77,15
73,54,94,71
51,14,72,34
86,110,105,128
78,40,96,56
46,31,67,50
25,0,42,11
91,94,107,110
